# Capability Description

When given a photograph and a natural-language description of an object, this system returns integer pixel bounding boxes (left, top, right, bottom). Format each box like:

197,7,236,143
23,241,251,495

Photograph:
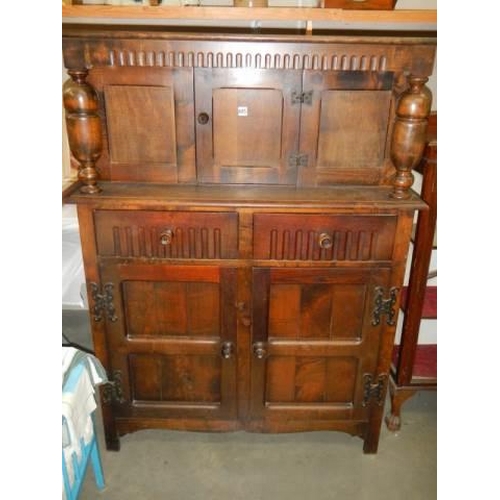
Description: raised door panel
298,71,395,186
195,68,301,185
99,264,238,421
88,67,195,183
249,267,391,426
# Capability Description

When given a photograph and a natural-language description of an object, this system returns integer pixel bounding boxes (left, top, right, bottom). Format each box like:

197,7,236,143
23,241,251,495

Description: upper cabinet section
62,26,436,195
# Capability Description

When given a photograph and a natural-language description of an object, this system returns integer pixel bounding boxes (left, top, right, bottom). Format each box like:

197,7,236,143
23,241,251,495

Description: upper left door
87,67,196,183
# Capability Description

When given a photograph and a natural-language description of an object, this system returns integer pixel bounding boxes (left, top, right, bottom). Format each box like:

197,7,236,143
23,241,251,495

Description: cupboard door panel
299,71,394,186
213,88,283,169
315,90,391,169
195,68,301,185
100,264,237,419
105,85,176,165
123,281,220,338
266,356,358,404
250,267,391,423
269,283,366,341
129,354,221,404
89,67,195,183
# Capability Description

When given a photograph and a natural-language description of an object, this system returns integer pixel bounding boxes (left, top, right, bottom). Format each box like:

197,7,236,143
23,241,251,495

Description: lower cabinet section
96,260,398,453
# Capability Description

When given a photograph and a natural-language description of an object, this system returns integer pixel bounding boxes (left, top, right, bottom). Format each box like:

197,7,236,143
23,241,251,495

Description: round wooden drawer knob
318,232,333,249
159,229,174,246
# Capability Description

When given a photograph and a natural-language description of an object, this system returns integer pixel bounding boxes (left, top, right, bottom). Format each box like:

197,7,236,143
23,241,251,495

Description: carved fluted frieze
62,30,436,75
106,47,391,71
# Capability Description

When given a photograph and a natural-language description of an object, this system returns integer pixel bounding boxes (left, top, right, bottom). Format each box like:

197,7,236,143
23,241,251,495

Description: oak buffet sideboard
62,20,436,454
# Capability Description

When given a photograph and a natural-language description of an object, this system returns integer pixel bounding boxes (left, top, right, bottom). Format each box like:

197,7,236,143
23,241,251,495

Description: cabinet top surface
67,183,426,211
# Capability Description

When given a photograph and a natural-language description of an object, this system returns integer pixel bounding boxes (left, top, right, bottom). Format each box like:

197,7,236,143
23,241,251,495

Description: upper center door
195,68,301,185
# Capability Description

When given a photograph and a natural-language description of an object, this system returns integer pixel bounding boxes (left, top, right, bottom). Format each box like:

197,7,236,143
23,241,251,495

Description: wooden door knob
197,112,210,125
221,341,234,359
252,342,267,359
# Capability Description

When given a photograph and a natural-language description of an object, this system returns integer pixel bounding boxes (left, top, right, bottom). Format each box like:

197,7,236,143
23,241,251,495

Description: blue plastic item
62,362,105,499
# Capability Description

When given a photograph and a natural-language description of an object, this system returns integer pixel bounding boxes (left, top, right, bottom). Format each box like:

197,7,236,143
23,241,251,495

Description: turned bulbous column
63,69,102,194
390,76,432,199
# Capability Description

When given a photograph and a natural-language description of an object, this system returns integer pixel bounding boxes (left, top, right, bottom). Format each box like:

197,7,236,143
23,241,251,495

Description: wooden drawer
253,213,396,261
94,210,238,259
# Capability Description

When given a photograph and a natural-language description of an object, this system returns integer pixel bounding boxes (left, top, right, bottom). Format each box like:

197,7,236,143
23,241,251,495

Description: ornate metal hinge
102,370,126,405
362,373,387,407
90,282,118,322
291,90,313,106
371,286,399,326
288,153,309,168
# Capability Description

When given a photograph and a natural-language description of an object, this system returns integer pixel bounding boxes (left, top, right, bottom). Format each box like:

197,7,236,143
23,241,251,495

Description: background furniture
62,21,436,454
386,112,437,431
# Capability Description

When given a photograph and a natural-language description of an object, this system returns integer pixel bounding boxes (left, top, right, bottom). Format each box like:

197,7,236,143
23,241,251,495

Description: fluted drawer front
253,213,396,261
94,210,238,259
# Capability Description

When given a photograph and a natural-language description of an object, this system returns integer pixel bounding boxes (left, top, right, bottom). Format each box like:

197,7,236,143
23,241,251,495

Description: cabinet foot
105,436,121,452
385,412,402,432
99,391,121,451
363,439,379,454
385,381,417,432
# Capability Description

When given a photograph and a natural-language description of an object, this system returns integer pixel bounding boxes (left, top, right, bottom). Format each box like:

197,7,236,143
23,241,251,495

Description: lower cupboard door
99,263,238,422
249,267,390,427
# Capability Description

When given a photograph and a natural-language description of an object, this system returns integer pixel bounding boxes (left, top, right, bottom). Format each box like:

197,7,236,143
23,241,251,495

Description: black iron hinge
362,373,387,407
288,153,309,168
291,90,313,106
371,286,399,326
90,282,118,323
102,370,126,405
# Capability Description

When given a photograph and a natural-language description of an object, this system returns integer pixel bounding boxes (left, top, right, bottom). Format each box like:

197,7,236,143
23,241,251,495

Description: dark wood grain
63,25,435,454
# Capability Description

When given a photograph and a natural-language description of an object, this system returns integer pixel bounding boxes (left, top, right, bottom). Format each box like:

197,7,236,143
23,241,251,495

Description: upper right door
298,70,395,187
